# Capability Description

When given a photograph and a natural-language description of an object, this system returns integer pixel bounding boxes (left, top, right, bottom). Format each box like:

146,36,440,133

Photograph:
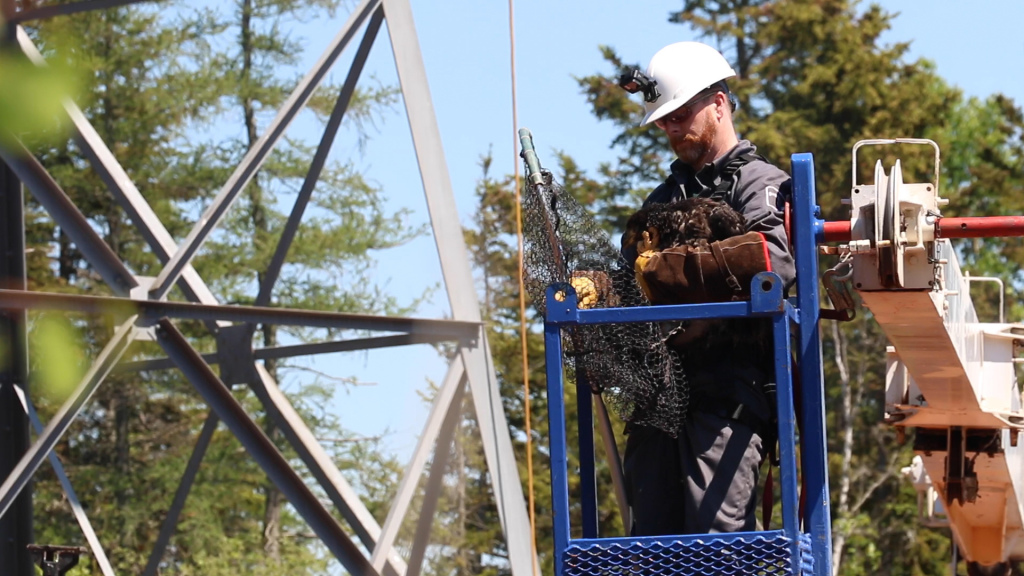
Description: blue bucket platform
541,154,832,576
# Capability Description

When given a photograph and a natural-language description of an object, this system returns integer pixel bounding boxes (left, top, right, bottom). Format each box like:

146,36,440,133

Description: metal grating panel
798,534,814,575
563,534,813,576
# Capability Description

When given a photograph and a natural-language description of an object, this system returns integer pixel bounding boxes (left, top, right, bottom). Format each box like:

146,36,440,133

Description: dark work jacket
628,140,797,427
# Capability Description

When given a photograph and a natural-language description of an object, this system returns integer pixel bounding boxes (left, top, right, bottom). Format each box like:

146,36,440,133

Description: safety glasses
653,89,720,129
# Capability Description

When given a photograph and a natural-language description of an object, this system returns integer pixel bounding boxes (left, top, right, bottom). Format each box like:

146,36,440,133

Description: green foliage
0,48,80,148
940,95,1024,324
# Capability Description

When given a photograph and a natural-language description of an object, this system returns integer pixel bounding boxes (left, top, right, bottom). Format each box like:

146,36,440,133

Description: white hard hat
641,42,736,126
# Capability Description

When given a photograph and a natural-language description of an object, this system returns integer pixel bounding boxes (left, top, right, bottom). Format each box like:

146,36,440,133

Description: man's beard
670,116,716,166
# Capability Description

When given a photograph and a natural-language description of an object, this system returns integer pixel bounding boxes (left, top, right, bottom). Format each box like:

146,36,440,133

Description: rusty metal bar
116,333,447,373
936,216,1024,239
0,289,480,339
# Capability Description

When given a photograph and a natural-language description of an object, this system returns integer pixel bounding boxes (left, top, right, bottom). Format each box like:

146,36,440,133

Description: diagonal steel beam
382,0,537,572
155,319,378,576
257,4,384,307
19,396,116,576
149,0,383,301
142,412,219,576
250,363,406,576
0,317,137,522
406,367,465,576
371,356,466,572
0,147,138,296
0,288,481,338
7,0,157,24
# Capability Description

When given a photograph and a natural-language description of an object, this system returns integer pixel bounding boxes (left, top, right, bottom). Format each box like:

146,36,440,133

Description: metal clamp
821,261,856,322
28,545,89,576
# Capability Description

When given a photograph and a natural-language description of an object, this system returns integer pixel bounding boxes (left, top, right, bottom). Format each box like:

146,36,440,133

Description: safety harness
683,152,766,203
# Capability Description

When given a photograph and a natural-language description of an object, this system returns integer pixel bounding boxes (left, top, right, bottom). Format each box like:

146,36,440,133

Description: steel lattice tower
0,1,537,575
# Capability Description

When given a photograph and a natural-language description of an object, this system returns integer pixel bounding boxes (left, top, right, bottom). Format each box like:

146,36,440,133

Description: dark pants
623,411,765,535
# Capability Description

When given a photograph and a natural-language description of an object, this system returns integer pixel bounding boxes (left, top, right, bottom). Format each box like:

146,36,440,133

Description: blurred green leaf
30,313,84,402
0,50,80,147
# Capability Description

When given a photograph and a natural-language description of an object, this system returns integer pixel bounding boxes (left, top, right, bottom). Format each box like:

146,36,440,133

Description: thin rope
508,0,538,573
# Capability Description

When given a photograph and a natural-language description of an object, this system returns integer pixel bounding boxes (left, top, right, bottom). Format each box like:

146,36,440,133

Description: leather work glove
634,231,771,305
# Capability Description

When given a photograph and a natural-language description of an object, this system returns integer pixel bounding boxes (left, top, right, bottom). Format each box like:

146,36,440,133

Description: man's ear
717,92,732,120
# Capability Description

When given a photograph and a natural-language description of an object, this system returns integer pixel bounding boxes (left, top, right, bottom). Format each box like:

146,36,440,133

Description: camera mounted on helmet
618,69,660,103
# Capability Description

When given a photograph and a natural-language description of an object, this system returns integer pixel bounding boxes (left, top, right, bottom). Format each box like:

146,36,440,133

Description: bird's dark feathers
622,198,767,362
623,197,746,252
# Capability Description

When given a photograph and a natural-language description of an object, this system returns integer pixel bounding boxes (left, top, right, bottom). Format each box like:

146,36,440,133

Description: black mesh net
522,170,690,436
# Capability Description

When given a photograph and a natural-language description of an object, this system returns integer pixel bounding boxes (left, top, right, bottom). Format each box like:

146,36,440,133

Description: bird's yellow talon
570,276,599,309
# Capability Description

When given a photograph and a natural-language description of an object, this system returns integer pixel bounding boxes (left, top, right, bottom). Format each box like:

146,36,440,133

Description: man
619,41,796,536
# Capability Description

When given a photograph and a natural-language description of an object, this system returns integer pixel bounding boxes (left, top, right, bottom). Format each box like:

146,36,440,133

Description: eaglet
622,197,747,254
622,197,761,351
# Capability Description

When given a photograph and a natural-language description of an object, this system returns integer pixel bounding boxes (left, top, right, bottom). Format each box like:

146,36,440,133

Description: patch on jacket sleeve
765,185,780,211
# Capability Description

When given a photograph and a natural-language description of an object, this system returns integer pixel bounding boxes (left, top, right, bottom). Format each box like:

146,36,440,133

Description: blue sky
280,0,1024,459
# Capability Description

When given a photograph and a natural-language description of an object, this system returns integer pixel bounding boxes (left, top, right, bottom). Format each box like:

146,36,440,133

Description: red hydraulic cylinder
820,216,1024,243
822,221,851,243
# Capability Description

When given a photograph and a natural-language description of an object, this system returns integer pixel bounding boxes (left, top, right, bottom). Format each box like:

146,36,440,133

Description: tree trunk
262,425,284,561
113,392,131,509
57,230,75,282
238,0,284,562
830,319,852,576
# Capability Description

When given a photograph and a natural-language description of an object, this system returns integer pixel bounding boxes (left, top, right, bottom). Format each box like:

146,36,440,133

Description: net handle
519,128,545,187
